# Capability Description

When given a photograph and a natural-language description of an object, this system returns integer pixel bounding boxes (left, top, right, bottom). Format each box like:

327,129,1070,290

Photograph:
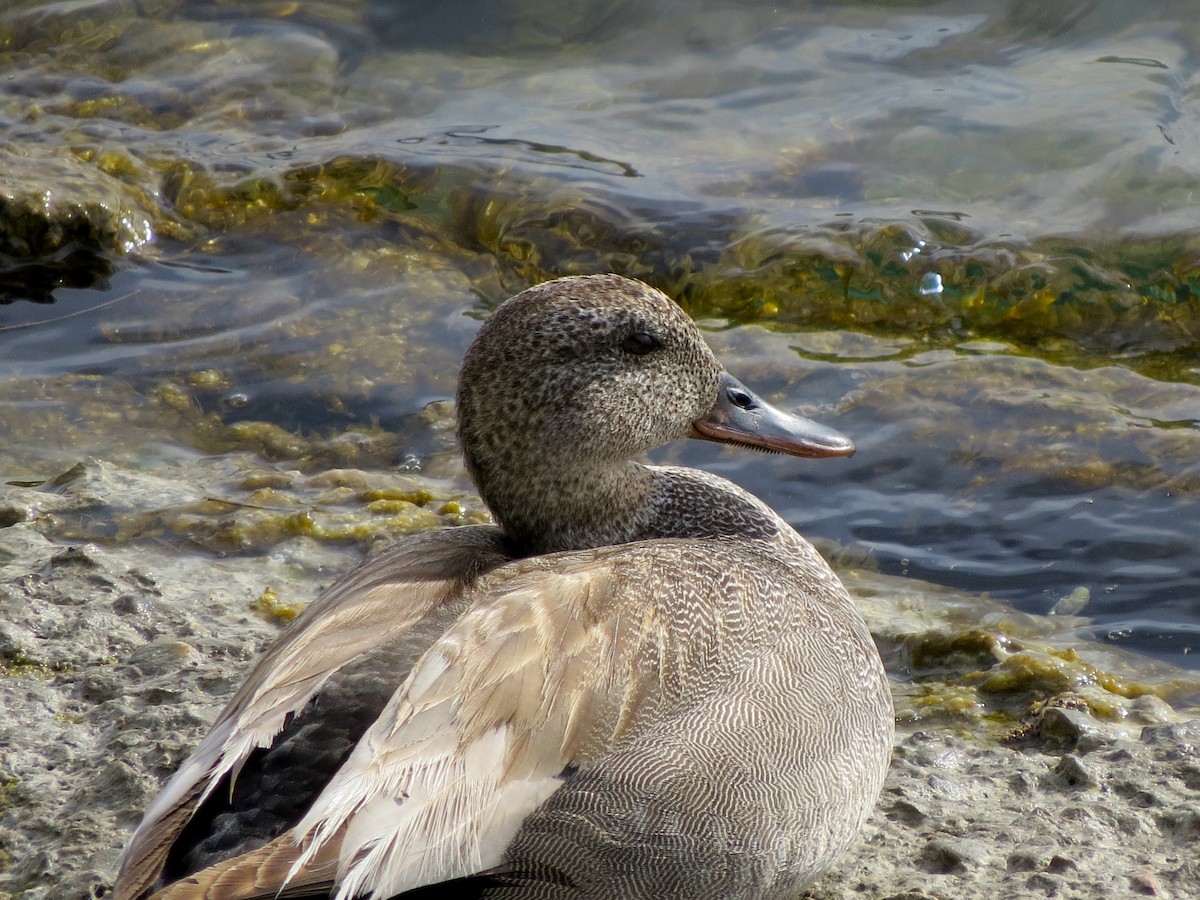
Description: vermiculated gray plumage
114,274,893,900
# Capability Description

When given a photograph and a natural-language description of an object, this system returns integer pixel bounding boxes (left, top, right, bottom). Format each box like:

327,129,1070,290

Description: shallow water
1,0,1198,668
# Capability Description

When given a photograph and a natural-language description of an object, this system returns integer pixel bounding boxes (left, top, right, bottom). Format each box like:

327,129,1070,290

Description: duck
113,273,894,900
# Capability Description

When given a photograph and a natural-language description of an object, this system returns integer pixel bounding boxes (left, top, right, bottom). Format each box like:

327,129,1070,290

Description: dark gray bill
689,372,855,459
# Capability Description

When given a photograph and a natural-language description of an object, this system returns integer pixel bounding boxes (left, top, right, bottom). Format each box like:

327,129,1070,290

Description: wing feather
146,829,341,900
115,526,509,900
284,549,685,900
129,538,734,900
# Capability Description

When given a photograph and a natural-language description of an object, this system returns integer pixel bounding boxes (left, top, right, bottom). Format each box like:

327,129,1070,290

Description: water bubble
918,272,944,295
1050,586,1089,616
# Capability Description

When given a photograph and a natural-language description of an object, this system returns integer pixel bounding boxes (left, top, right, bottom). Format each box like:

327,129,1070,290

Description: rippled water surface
1,0,1198,666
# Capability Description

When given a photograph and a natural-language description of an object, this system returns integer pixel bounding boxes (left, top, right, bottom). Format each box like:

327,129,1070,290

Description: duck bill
689,373,855,459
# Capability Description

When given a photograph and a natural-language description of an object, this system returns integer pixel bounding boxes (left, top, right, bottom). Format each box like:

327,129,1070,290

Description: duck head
456,274,853,553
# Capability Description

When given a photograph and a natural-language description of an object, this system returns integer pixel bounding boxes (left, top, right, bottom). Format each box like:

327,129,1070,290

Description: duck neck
470,454,785,556
471,456,659,555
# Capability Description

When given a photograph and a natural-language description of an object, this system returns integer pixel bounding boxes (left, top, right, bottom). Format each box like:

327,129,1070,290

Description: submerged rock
0,147,163,262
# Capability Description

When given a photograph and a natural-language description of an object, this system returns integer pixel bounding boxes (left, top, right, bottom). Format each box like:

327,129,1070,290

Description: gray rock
1035,706,1114,752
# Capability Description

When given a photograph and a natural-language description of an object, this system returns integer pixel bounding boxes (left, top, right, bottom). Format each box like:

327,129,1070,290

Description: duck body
114,275,893,900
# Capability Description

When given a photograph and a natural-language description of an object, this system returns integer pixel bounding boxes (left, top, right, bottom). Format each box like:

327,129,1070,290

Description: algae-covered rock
0,146,163,263
4,0,1199,372
14,450,487,556
849,566,1200,734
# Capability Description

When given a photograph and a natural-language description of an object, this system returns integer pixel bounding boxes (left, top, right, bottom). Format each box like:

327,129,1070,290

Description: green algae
895,627,1013,675
615,223,1194,377
441,181,1200,376
0,651,70,679
160,155,438,234
0,772,14,873
5,22,1200,375
0,145,165,257
890,629,1198,735
250,586,303,625
972,646,1195,707
888,620,1200,735
32,458,485,556
0,370,489,558
853,564,1200,737
0,772,12,812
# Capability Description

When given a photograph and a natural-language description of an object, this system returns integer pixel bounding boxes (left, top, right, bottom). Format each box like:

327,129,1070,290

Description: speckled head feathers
458,274,720,467
456,276,723,549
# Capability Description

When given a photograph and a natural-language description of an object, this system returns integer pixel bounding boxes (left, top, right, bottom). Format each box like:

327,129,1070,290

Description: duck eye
620,332,661,356
729,387,756,410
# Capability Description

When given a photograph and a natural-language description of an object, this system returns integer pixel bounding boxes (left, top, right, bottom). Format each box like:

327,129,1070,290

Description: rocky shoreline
0,465,1197,900
4,3,1200,897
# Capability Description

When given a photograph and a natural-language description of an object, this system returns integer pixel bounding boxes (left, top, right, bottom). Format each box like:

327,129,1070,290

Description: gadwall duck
114,274,893,900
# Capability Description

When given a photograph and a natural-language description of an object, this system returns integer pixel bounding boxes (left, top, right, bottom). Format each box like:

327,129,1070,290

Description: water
1,0,1198,667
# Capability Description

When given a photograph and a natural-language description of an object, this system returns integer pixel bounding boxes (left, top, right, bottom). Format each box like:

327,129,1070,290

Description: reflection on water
0,0,1198,667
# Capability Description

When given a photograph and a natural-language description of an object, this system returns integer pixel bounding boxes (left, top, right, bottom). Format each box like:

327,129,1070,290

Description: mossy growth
250,587,304,625
442,183,1200,380
0,652,71,679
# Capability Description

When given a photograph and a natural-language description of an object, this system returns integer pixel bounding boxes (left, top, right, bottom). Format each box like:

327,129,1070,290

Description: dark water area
686,434,1200,663
1,0,1199,671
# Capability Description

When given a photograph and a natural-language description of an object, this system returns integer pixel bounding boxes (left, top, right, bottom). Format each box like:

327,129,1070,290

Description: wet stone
112,593,153,616
1008,771,1037,796
1178,763,1200,793
1005,849,1045,872
920,836,993,873
1139,720,1200,758
79,669,124,703
49,544,102,570
0,521,59,571
1129,870,1168,895
1155,805,1200,840
1024,872,1065,893
924,774,969,803
1049,754,1101,791
126,639,203,678
1129,788,1161,808
0,618,39,660
899,731,969,770
1045,854,1077,874
0,502,26,528
1034,705,1115,752
0,147,163,259
1128,694,1178,725
885,798,928,826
